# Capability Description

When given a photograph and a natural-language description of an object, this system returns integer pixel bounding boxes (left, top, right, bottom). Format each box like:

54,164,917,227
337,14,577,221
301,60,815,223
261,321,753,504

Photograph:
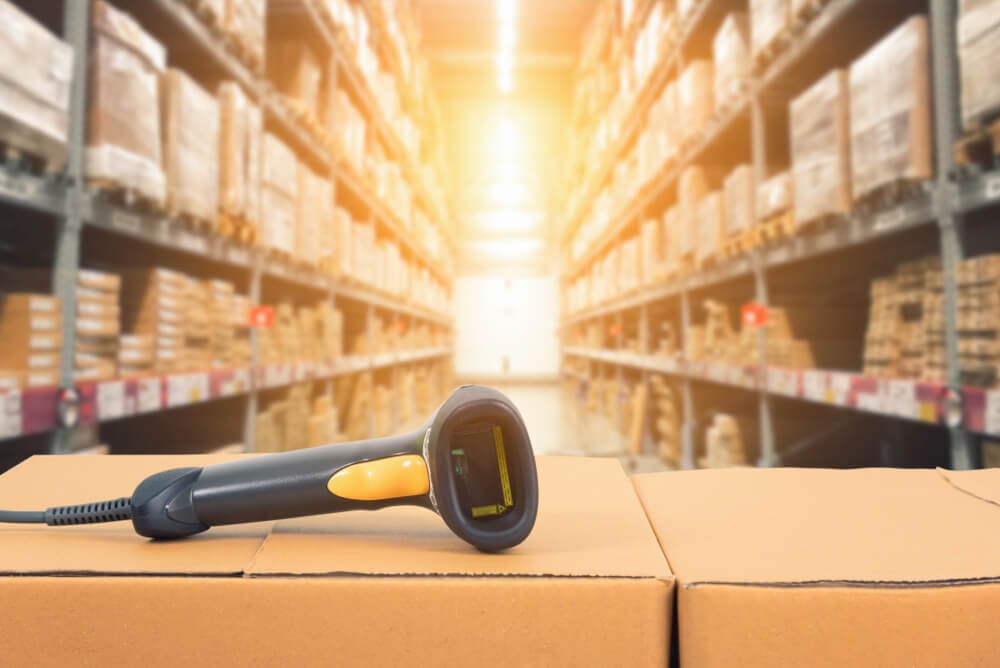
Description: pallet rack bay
561,0,1000,469
0,0,455,458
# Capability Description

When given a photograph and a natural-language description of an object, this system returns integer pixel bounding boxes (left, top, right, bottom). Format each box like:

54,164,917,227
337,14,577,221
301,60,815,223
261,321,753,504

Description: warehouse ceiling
416,0,600,276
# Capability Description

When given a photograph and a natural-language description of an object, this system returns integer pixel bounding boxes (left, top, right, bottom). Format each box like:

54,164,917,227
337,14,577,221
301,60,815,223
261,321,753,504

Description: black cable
0,497,133,527
0,509,45,524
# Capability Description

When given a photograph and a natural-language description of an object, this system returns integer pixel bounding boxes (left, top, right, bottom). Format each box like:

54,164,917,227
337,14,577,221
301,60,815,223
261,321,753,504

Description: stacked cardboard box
160,68,219,224
849,17,932,201
756,171,792,222
373,385,392,437
723,164,755,241
700,414,746,468
0,0,75,170
86,1,166,204
677,167,709,265
256,384,311,453
0,293,61,390
231,294,252,367
181,277,212,371
749,0,789,63
121,268,188,374
789,69,852,226
75,270,121,383
958,0,1000,129
205,280,235,368
117,334,154,377
295,164,324,266
862,258,941,379
958,255,1000,387
268,43,322,113
650,375,681,467
678,61,714,143
260,133,297,256
218,82,262,234
222,0,265,68
696,191,725,266
713,13,751,107
335,91,367,171
309,394,346,447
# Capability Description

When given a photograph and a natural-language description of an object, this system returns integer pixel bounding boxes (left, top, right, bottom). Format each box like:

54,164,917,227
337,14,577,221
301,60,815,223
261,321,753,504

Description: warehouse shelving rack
0,0,455,454
560,0,999,469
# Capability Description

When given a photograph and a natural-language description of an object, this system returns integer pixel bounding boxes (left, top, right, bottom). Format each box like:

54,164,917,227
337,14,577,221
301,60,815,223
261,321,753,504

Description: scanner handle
131,431,431,539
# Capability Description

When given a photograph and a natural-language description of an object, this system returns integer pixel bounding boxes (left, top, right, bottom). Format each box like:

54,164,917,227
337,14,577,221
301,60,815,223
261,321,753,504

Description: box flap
248,456,672,578
0,455,272,575
633,467,1000,586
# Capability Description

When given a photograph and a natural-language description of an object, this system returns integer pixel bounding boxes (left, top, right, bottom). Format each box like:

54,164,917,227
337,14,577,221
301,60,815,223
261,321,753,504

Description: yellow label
493,425,513,507
472,504,507,518
824,389,835,404
918,402,937,423
327,454,429,501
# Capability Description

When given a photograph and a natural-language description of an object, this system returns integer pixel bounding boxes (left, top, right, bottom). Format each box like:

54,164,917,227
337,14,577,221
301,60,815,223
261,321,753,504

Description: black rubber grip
45,497,133,526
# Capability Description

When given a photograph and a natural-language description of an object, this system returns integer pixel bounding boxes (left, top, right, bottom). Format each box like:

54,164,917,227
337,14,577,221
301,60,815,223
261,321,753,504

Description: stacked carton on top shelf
789,69,852,227
723,165,755,243
86,0,166,205
218,82,262,238
848,17,932,202
957,255,1000,387
160,68,220,224
749,0,790,65
260,133,297,256
957,0,1000,130
75,270,121,383
678,61,714,144
0,292,61,390
713,13,751,109
222,0,266,69
0,0,75,170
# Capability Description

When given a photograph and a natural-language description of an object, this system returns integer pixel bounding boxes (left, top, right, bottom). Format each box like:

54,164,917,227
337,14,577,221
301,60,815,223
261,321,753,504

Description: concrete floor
487,381,672,475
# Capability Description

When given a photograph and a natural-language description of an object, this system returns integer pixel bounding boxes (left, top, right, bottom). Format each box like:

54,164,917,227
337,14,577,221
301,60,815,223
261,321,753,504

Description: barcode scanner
0,385,540,552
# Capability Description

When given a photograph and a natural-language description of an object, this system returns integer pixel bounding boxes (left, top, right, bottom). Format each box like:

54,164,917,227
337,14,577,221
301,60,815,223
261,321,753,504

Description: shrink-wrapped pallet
260,133,297,255
789,69,851,225
696,191,725,266
713,13,751,107
218,82,261,227
756,171,792,221
640,219,662,286
86,1,166,204
160,69,219,224
749,0,789,61
295,164,323,266
0,0,74,169
223,0,265,67
679,61,715,142
268,43,322,112
848,17,932,201
723,165,755,239
678,167,709,262
958,0,1000,129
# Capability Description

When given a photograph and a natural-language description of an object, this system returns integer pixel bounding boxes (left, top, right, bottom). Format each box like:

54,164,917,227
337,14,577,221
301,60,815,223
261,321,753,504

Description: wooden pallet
797,211,848,235
954,116,1000,172
183,0,222,30
0,138,63,176
752,31,793,75
853,178,928,216
218,212,258,246
791,0,834,29
757,211,796,243
88,178,164,213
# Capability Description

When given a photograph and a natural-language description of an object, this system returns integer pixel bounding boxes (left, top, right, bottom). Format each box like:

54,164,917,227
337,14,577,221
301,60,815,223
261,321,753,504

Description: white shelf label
885,380,918,419
829,372,852,405
856,383,884,413
802,370,827,402
0,391,22,438
166,375,190,407
984,391,1000,435
109,209,141,233
874,207,906,232
985,174,1000,201
0,171,40,202
767,368,798,396
97,381,126,420
137,377,161,413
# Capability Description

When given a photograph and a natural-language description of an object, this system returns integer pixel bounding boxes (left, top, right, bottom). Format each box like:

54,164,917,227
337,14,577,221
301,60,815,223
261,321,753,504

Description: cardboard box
160,68,219,224
849,17,932,200
0,293,59,315
679,61,714,142
713,12,751,106
0,455,673,666
958,0,1000,129
634,467,1000,667
749,0,790,60
86,1,166,204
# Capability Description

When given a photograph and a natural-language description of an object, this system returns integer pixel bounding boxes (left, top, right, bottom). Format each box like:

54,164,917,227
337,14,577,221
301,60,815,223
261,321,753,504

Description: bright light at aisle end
496,0,517,93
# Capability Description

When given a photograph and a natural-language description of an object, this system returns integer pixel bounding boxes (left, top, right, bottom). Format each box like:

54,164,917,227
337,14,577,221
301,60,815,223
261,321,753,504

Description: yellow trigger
327,455,429,501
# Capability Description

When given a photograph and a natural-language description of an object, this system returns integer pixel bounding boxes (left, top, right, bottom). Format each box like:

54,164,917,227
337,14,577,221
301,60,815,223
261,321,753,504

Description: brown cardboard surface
0,455,272,575
634,467,1000,667
250,456,671,577
0,454,673,666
